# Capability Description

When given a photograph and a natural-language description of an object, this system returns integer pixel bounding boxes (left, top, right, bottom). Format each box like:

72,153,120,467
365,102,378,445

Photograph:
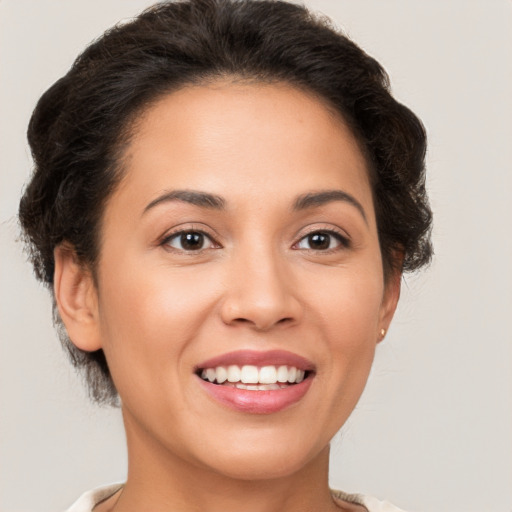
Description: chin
192,433,329,482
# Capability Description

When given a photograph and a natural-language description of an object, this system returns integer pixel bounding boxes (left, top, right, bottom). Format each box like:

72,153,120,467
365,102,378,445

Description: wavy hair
19,0,432,404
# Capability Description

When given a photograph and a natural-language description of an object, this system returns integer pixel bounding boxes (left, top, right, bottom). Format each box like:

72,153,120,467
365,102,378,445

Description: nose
219,246,302,331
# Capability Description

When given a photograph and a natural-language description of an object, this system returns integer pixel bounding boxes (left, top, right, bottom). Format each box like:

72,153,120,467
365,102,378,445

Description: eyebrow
143,188,367,223
143,189,226,214
293,190,368,223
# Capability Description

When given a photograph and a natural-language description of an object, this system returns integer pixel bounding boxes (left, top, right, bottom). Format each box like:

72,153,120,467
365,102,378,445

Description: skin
54,82,401,512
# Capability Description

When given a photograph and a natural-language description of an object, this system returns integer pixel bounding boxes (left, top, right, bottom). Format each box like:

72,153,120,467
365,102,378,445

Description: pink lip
197,376,314,414
195,350,316,414
195,349,315,371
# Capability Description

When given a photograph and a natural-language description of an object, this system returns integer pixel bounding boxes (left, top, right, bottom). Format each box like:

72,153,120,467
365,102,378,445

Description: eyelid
292,226,351,251
157,223,351,253
160,225,222,252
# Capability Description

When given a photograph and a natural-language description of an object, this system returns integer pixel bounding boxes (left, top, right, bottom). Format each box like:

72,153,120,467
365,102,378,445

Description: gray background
1,1,511,511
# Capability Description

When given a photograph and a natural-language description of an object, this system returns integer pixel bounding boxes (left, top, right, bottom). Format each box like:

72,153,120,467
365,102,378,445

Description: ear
377,267,402,343
53,244,102,352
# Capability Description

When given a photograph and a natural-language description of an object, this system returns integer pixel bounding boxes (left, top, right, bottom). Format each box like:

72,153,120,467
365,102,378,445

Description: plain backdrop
1,1,511,511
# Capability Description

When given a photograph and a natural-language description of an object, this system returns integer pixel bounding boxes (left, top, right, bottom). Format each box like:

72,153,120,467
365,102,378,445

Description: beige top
65,484,407,512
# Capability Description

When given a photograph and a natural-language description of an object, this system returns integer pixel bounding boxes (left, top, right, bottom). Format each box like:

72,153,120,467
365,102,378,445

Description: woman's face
75,82,399,479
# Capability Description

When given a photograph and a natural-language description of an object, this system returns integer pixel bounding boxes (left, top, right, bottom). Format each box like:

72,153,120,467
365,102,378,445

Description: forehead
114,81,373,217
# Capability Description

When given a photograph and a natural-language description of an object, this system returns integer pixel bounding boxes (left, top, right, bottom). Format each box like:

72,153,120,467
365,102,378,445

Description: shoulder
64,484,123,512
332,489,409,512
66,485,407,512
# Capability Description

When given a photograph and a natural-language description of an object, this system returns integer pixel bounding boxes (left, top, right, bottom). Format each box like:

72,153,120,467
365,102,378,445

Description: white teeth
276,365,289,383
216,366,228,384
200,364,308,386
240,365,259,384
259,366,277,384
287,366,297,383
259,383,280,390
227,365,241,382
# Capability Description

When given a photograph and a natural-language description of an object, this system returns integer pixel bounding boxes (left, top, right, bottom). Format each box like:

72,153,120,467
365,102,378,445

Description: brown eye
295,231,348,251
307,233,330,250
165,231,215,251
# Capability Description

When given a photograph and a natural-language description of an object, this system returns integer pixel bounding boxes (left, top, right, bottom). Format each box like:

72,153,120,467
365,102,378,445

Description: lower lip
197,376,314,414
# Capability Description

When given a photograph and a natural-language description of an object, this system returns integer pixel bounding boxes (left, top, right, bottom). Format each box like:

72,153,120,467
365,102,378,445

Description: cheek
311,263,384,339
306,264,384,392
95,253,220,383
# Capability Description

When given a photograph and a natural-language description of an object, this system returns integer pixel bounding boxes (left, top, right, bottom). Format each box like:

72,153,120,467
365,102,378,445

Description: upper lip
195,350,315,372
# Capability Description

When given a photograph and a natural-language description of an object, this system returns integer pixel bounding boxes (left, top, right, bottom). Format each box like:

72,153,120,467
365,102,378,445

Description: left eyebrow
292,189,368,224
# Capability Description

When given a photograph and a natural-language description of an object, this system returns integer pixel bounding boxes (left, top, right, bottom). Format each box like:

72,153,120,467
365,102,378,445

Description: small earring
380,328,386,339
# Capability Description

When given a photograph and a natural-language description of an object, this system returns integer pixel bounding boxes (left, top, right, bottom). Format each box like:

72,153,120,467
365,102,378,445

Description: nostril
230,316,295,331
220,292,302,330
232,318,252,325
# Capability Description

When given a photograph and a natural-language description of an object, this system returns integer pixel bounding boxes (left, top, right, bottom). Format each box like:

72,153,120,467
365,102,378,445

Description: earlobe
53,244,102,352
377,269,402,343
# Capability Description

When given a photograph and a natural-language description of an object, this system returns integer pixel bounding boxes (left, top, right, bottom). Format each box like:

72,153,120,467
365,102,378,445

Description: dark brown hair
19,0,432,404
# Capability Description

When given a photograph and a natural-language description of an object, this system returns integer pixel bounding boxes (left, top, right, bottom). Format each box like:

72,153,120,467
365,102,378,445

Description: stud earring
380,328,386,339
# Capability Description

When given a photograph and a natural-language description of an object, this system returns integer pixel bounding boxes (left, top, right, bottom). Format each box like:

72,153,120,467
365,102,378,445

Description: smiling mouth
197,365,310,391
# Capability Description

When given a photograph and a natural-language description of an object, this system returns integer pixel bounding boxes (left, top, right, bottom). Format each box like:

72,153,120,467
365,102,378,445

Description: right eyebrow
142,189,226,215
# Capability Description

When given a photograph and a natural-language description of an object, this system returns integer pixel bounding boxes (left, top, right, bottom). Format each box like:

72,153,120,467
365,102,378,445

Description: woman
18,1,432,511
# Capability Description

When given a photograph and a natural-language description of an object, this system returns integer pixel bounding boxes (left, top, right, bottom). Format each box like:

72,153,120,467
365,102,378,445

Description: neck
111,409,340,512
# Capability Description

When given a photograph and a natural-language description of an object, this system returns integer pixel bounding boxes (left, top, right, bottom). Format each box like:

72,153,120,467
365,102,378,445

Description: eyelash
161,228,219,253
160,228,350,254
293,229,350,252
